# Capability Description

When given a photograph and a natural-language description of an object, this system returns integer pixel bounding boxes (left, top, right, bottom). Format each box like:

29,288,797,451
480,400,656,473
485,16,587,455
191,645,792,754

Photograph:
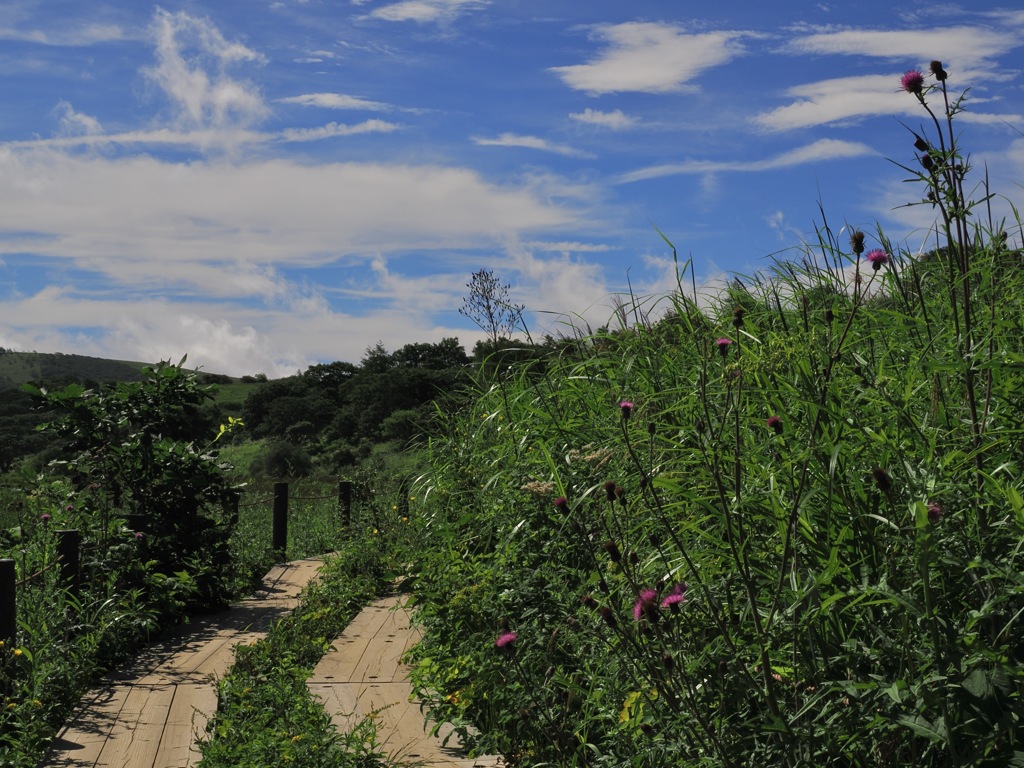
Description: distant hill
0,351,234,390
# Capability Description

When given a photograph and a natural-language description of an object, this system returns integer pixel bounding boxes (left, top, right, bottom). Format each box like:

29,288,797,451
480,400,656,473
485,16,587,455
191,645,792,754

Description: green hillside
0,350,154,389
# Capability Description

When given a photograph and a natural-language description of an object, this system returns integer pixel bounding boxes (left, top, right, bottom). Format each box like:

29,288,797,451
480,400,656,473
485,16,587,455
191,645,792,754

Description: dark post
272,482,288,556
0,559,15,649
57,529,82,596
338,480,352,528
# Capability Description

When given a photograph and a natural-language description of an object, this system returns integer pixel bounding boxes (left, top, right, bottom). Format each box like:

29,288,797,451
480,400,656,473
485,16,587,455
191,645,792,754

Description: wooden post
0,559,15,649
338,480,352,528
57,529,82,596
272,482,288,556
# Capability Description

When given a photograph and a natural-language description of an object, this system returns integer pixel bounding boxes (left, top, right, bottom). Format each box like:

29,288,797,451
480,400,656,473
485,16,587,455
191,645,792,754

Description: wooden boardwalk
308,595,501,767
41,561,502,767
43,558,324,767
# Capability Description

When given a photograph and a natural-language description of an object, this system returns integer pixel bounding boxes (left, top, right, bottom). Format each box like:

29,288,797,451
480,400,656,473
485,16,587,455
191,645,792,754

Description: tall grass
407,68,1024,766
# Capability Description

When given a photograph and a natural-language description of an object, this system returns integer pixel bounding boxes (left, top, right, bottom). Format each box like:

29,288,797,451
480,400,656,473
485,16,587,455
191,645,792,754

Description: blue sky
1,1,1022,376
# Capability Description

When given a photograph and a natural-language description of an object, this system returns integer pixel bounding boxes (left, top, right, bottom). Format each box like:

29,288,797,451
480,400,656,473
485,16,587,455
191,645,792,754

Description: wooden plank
154,683,217,768
309,600,399,683
95,685,174,768
48,687,131,767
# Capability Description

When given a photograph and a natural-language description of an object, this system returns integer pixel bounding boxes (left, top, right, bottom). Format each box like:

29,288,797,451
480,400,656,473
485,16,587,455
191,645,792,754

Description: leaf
961,668,994,701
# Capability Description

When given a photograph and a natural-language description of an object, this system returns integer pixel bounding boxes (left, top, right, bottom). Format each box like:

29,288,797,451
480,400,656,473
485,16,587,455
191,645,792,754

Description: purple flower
553,496,569,512
660,583,687,611
765,415,783,435
39,514,51,524
901,70,924,95
633,588,658,622
65,504,74,512
927,502,943,524
134,532,144,541
716,337,733,357
865,249,890,271
619,401,634,420
495,631,518,649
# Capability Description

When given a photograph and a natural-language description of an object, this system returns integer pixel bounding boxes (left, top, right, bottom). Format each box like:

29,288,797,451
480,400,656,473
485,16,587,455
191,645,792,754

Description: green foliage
407,73,1024,767
26,359,239,614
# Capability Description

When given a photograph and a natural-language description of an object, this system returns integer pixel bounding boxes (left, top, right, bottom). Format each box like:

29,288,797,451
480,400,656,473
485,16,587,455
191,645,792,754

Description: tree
459,269,524,343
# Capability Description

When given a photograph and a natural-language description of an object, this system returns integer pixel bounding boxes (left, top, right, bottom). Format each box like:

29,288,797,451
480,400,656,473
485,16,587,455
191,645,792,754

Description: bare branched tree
459,269,524,343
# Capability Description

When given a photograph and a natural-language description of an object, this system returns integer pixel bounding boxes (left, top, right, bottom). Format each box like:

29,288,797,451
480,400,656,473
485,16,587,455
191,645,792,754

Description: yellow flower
6,703,15,710
13,649,23,657
291,734,303,743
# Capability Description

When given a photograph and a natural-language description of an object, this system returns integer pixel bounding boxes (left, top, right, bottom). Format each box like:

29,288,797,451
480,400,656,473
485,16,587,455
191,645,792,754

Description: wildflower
912,133,929,152
865,249,890,271
716,337,733,357
765,415,783,435
732,306,745,328
633,588,659,622
871,466,893,493
930,60,947,81
661,653,674,671
901,70,924,95
134,532,144,541
615,484,627,507
495,631,518,649
581,594,598,610
13,649,22,657
598,606,617,628
927,502,943,524
920,153,934,172
39,514,51,524
65,504,74,512
554,496,569,512
660,583,687,611
603,540,622,563
603,481,617,502
619,401,634,420
850,230,865,255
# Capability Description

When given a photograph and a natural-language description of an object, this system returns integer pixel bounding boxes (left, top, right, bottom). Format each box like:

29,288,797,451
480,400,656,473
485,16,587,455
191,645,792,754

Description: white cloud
54,101,103,137
786,25,1022,70
368,0,489,23
569,108,637,130
0,23,126,46
277,92,394,111
618,138,876,183
473,133,594,158
754,73,1022,131
144,8,268,131
0,148,582,281
278,119,400,142
550,22,747,95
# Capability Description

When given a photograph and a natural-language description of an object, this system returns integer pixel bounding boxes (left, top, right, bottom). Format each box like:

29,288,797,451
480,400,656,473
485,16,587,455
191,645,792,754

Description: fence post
338,480,352,528
0,559,15,649
272,482,288,556
57,529,82,596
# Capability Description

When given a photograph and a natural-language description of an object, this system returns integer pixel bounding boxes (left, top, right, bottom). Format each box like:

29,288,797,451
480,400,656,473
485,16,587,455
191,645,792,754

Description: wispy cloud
144,8,268,131
550,22,747,95
785,24,1023,70
569,108,637,130
0,22,126,46
473,133,594,158
367,0,489,23
617,138,876,183
279,119,400,142
277,92,395,111
755,73,1022,131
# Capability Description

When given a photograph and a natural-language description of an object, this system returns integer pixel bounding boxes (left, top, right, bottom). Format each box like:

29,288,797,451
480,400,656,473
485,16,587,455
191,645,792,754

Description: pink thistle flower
619,401,634,420
633,588,658,622
716,337,733,357
865,249,890,271
660,583,687,611
553,496,569,512
927,502,943,524
765,415,783,435
495,631,518,649
134,532,144,541
39,514,51,524
901,70,924,95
